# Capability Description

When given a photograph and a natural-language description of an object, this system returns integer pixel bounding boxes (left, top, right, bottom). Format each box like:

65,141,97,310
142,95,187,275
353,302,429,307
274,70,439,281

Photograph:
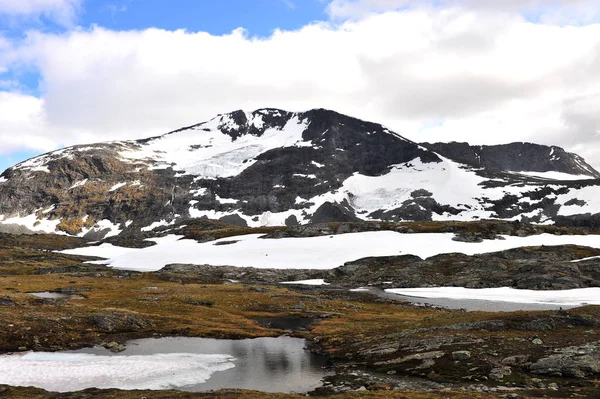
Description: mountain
1,108,599,239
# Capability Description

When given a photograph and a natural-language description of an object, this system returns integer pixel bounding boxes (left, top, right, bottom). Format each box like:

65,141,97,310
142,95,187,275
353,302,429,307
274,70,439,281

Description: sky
0,0,600,172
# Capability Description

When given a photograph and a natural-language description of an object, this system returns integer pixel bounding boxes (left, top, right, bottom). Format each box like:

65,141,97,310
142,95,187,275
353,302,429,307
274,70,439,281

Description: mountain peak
1,108,599,238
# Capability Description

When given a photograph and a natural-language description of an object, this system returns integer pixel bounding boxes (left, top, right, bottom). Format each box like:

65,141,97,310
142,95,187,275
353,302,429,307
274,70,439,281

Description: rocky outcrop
328,244,600,289
530,342,600,377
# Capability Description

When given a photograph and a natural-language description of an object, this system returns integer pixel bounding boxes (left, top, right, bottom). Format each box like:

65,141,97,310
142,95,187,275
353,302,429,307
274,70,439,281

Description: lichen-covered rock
530,342,600,378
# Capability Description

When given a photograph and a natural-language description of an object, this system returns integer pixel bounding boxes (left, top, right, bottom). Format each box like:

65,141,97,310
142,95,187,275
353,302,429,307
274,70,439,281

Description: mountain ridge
1,108,599,238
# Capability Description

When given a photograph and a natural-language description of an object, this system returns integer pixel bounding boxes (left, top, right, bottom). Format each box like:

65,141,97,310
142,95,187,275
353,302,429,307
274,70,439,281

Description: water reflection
71,336,331,393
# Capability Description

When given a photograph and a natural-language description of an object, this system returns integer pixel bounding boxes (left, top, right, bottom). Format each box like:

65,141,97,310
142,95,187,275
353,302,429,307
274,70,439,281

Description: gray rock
452,350,471,360
90,313,154,332
530,342,600,378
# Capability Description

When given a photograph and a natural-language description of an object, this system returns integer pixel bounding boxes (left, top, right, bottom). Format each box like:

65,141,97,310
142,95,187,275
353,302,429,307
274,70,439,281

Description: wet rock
452,350,471,360
532,338,543,345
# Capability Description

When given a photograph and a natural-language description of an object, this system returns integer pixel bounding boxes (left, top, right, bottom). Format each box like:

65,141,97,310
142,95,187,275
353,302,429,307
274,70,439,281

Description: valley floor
0,222,599,398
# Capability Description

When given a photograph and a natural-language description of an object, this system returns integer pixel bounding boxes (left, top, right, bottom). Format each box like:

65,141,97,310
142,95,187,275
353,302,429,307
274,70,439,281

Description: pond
28,291,85,300
0,336,332,393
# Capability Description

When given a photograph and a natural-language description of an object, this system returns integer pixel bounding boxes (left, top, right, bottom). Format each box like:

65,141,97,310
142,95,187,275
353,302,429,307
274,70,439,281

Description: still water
62,336,331,393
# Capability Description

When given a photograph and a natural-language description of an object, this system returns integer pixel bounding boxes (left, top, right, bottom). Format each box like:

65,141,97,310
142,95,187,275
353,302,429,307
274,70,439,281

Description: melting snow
280,279,330,286
141,220,175,232
0,352,234,392
70,179,88,189
60,231,600,272
515,171,595,181
109,182,127,192
385,287,600,306
0,213,62,234
118,114,310,179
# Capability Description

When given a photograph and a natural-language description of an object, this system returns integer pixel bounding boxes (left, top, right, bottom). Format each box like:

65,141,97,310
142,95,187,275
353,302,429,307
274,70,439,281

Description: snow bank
60,231,600,272
281,279,330,286
385,287,600,306
0,352,234,392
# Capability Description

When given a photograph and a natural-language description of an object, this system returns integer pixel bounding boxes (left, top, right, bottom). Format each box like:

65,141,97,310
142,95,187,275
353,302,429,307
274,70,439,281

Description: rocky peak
422,141,600,178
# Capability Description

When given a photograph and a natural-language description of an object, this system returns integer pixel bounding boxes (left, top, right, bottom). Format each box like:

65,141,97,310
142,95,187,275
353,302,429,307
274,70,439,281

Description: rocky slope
1,108,600,239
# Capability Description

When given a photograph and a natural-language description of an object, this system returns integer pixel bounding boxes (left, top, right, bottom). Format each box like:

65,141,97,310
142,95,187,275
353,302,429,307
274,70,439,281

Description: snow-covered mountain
1,108,599,238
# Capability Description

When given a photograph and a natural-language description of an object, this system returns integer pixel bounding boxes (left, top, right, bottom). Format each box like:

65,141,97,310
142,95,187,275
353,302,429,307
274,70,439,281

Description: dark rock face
422,141,600,178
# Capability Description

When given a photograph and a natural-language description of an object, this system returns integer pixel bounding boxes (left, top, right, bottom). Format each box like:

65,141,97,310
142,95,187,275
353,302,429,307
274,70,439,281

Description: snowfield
60,231,600,272
385,287,600,306
0,352,234,392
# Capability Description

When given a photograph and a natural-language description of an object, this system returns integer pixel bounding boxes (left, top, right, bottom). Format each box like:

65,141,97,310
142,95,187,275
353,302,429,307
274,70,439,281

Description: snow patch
109,182,127,192
60,232,600,272
0,351,234,392
515,171,595,181
70,179,88,189
280,279,330,286
141,220,175,232
385,287,600,306
118,114,310,179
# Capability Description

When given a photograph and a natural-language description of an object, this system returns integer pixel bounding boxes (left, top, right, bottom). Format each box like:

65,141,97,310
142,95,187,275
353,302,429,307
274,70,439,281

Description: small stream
0,336,332,393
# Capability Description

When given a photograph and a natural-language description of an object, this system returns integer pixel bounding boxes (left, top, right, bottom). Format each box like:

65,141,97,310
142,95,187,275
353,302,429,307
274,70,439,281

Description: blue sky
1,0,600,173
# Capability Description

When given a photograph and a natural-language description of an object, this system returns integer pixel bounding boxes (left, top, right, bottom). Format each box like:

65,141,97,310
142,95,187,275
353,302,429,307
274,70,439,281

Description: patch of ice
215,195,237,204
293,174,317,179
119,114,310,179
515,171,595,181
78,219,122,238
29,166,50,173
0,213,62,234
0,351,234,392
141,220,175,232
41,205,55,214
311,161,325,168
385,287,600,306
571,255,600,263
0,176,7,183
69,179,88,189
280,279,330,286
190,188,209,196
109,182,127,192
350,287,370,292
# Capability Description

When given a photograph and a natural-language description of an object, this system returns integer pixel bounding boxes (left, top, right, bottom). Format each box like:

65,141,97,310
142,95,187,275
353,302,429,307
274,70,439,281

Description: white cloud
0,0,82,26
0,91,56,154
326,0,600,25
1,5,600,169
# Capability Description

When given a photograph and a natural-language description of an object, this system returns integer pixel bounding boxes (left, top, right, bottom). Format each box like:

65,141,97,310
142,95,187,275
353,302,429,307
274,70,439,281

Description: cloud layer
0,0,82,26
1,1,600,168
